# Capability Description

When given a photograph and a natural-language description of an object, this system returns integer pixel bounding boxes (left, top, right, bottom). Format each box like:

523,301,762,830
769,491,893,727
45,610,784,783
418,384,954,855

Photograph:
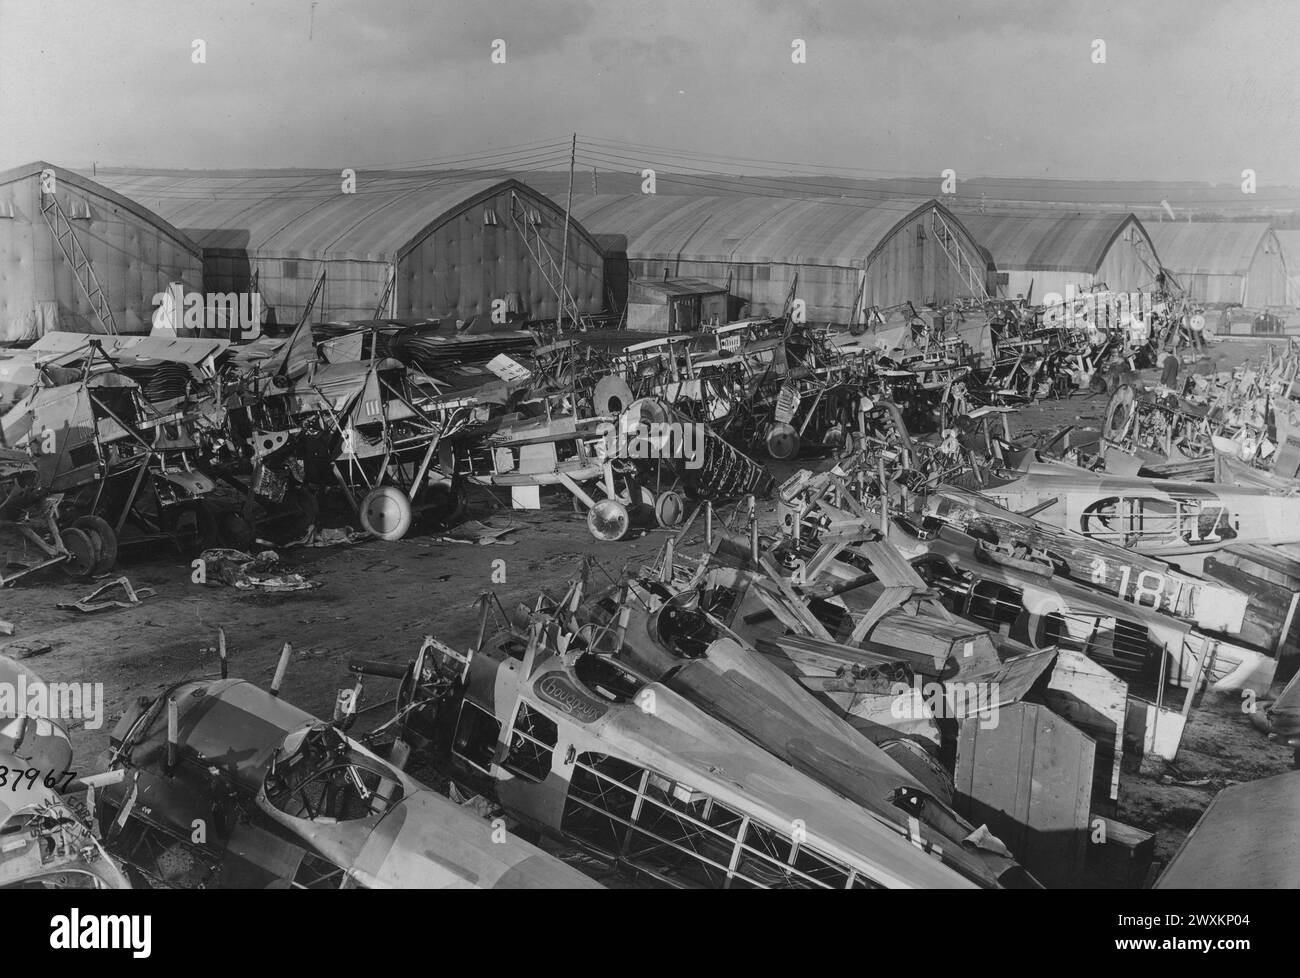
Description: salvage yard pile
3,288,1300,890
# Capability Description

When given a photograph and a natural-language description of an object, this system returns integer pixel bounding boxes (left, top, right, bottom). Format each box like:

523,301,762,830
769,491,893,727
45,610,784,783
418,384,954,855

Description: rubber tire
1103,384,1136,441
74,515,118,575
654,490,686,528
765,422,801,461
59,527,99,580
587,498,631,542
360,486,413,541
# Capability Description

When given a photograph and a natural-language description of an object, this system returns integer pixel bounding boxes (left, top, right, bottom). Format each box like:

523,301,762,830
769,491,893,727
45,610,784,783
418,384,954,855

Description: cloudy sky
1,0,1297,184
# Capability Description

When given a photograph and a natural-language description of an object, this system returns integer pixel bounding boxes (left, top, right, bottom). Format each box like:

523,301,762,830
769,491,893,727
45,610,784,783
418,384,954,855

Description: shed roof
0,161,201,255
1145,221,1278,276
570,194,987,269
88,169,601,262
955,210,1151,273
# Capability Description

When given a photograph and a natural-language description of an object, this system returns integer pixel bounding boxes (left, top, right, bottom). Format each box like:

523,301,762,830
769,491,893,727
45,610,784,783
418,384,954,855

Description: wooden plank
757,553,835,642
1123,695,1186,761
847,585,915,645
1201,558,1299,654
1039,648,1127,804
1084,814,1155,888
954,702,1094,888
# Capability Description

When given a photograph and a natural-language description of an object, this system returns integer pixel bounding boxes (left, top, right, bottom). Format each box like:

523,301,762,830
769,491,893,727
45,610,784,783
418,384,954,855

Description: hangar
0,161,204,341
956,210,1161,302
1146,221,1289,308
569,194,996,324
92,169,607,328
1275,230,1300,307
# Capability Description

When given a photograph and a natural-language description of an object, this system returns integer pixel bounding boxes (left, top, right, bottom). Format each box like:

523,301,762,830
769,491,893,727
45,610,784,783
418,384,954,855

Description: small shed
626,277,728,334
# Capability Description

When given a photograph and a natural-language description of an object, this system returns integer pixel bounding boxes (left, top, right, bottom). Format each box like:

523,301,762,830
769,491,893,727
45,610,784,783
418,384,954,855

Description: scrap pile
1100,338,1300,485
7,299,1299,891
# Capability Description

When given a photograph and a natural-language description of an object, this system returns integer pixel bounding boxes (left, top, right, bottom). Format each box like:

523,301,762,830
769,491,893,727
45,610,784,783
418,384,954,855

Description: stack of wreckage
0,315,800,575
5,278,1300,891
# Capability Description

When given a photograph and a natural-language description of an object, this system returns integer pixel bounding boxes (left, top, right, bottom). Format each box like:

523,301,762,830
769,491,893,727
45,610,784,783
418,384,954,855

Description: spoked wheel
59,527,99,580
73,515,118,575
360,486,413,541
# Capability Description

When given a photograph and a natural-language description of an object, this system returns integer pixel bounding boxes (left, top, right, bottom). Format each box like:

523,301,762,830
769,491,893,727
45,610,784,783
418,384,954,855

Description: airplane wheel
1103,384,1136,441
59,527,99,580
360,487,413,541
587,498,631,542
654,490,686,528
765,422,801,461
73,515,118,575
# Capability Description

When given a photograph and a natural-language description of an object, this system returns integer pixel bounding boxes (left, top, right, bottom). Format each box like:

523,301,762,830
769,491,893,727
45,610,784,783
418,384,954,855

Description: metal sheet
1156,770,1300,888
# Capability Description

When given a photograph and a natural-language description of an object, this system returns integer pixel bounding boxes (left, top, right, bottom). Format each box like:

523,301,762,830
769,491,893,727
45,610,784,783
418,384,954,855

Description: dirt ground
2,335,1293,886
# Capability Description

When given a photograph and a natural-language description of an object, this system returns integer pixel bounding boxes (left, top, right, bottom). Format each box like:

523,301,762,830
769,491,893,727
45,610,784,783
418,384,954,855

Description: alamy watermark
151,284,262,339
1039,283,1172,338
596,414,705,470
0,677,104,731
890,677,1000,729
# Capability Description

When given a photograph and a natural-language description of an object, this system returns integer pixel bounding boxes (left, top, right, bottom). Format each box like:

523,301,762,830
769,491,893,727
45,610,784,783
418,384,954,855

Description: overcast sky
1,0,1297,184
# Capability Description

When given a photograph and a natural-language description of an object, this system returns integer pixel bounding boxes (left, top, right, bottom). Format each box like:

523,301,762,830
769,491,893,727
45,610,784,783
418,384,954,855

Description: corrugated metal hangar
91,170,608,327
1146,221,1289,308
1275,230,1300,306
569,195,996,324
0,161,204,341
956,211,1160,302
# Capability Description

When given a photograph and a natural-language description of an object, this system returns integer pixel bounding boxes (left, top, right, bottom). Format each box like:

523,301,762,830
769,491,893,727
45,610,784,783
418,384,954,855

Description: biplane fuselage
977,462,1300,561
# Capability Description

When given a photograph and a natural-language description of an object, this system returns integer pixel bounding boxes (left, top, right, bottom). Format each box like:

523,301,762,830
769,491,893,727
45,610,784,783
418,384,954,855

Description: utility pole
558,132,576,331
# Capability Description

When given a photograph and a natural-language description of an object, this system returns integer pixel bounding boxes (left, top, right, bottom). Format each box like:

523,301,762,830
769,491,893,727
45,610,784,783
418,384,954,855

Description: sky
1,0,1298,185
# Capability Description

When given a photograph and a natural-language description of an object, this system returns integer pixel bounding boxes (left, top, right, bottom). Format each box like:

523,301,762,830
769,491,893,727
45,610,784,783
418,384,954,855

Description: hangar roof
955,210,1154,273
570,194,990,269
0,161,200,255
88,169,602,262
1145,221,1280,276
